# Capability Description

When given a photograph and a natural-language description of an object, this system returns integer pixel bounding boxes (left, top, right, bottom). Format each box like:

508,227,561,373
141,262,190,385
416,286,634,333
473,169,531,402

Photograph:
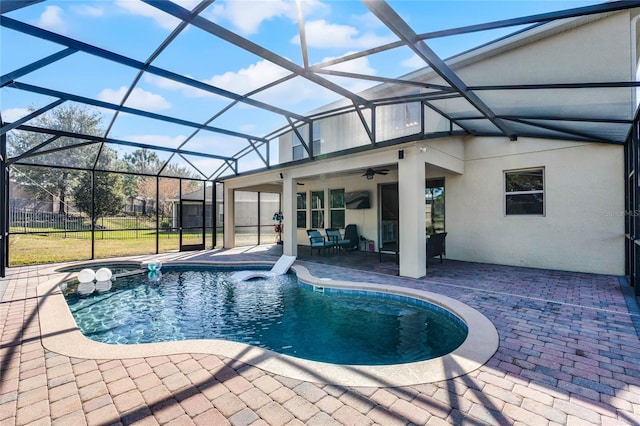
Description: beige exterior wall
455,12,632,84
445,137,624,275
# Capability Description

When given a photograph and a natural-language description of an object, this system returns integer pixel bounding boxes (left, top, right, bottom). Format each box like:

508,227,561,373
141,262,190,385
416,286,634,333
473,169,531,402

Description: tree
72,172,125,223
121,152,201,217
157,164,200,219
120,149,162,214
7,105,104,214
124,149,162,175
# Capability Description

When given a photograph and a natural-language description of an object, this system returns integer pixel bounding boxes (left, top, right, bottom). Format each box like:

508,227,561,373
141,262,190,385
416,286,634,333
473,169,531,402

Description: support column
282,176,297,256
223,186,235,248
398,147,426,278
0,128,7,278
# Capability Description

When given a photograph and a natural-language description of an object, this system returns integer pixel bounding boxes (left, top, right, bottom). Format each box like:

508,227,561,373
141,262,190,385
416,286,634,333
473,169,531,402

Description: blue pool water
63,267,467,365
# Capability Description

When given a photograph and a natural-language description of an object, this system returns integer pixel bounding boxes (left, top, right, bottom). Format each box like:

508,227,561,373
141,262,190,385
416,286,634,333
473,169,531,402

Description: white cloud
324,53,375,75
211,0,293,35
293,19,395,49
114,0,199,30
321,53,377,93
72,5,104,17
210,0,326,36
146,60,290,99
145,75,222,99
98,87,171,111
402,54,427,69
1,108,31,123
38,5,67,34
205,60,290,95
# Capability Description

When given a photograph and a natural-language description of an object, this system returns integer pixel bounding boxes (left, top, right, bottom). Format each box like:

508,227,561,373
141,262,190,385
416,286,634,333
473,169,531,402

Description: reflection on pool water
57,263,142,276
62,267,467,365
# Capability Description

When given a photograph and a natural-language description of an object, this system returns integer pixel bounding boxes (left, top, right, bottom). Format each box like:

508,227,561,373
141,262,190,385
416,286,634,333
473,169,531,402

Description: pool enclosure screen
1,1,639,281
5,162,223,266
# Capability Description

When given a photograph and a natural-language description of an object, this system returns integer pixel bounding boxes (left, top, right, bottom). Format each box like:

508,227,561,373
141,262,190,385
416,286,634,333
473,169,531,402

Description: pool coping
36,260,499,387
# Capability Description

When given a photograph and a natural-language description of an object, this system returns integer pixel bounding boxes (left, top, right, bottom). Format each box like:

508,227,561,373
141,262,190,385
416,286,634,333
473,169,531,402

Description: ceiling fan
361,167,389,180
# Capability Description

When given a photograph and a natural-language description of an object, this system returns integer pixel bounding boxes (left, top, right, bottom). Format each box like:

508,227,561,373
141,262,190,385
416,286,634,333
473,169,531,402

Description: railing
9,208,167,234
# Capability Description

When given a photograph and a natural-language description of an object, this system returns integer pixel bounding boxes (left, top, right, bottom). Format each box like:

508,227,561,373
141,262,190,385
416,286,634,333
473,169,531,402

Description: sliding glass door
425,178,445,235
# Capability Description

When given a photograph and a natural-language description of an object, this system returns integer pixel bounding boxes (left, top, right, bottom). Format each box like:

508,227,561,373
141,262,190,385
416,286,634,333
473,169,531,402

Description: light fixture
419,146,428,153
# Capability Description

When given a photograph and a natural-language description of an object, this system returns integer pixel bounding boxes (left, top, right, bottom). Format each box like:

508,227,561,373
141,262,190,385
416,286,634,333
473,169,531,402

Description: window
311,190,324,228
425,178,445,234
330,188,345,229
505,168,544,215
296,192,306,228
393,99,420,129
292,133,304,160
312,121,322,156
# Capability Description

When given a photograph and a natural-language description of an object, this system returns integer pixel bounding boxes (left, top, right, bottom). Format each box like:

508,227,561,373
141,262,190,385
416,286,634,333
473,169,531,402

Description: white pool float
95,267,113,282
78,269,96,283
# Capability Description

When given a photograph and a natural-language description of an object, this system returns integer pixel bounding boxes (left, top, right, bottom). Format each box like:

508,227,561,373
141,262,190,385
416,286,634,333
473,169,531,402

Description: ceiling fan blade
377,171,388,175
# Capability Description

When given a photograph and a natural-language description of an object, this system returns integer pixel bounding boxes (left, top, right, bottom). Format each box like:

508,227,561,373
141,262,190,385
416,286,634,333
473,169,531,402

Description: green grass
9,231,221,266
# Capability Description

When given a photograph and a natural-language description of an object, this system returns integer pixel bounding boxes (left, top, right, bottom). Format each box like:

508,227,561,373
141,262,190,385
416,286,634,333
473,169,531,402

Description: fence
8,206,220,265
10,208,89,233
9,207,166,233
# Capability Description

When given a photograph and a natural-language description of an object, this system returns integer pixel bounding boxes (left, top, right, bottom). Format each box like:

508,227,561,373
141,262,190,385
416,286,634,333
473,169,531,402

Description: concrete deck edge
36,260,499,387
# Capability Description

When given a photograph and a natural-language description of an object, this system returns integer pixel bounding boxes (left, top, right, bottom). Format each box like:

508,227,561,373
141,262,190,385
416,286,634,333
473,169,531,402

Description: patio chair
343,224,360,250
307,229,332,256
426,232,447,268
325,228,352,253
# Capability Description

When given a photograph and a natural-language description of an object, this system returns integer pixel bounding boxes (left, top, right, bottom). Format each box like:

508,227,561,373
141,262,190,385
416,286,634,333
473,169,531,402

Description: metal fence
9,207,169,235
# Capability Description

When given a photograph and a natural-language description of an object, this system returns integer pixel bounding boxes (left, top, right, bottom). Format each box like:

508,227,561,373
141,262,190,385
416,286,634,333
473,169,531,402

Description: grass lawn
7,228,277,266
8,231,221,266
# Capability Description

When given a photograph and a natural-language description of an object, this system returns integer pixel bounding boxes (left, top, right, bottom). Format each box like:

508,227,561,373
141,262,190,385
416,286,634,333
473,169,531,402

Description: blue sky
1,0,602,176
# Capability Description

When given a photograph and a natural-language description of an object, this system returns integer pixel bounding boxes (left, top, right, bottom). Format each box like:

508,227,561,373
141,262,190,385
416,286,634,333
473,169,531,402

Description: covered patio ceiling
1,0,639,182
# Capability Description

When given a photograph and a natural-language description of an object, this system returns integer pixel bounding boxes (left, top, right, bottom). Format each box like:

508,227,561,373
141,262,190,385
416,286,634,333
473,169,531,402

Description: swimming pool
37,260,498,386
62,266,467,366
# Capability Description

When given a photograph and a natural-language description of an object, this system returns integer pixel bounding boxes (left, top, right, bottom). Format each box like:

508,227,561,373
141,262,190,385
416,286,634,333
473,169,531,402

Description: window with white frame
505,168,545,215
292,133,304,160
329,188,345,229
312,121,322,155
311,190,324,228
296,192,306,228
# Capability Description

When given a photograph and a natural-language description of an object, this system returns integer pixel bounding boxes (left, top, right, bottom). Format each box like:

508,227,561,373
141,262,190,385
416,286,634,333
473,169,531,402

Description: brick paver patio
1,246,639,425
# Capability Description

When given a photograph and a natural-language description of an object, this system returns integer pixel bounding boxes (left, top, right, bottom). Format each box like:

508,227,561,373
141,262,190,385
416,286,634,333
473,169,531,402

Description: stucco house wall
445,137,624,275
